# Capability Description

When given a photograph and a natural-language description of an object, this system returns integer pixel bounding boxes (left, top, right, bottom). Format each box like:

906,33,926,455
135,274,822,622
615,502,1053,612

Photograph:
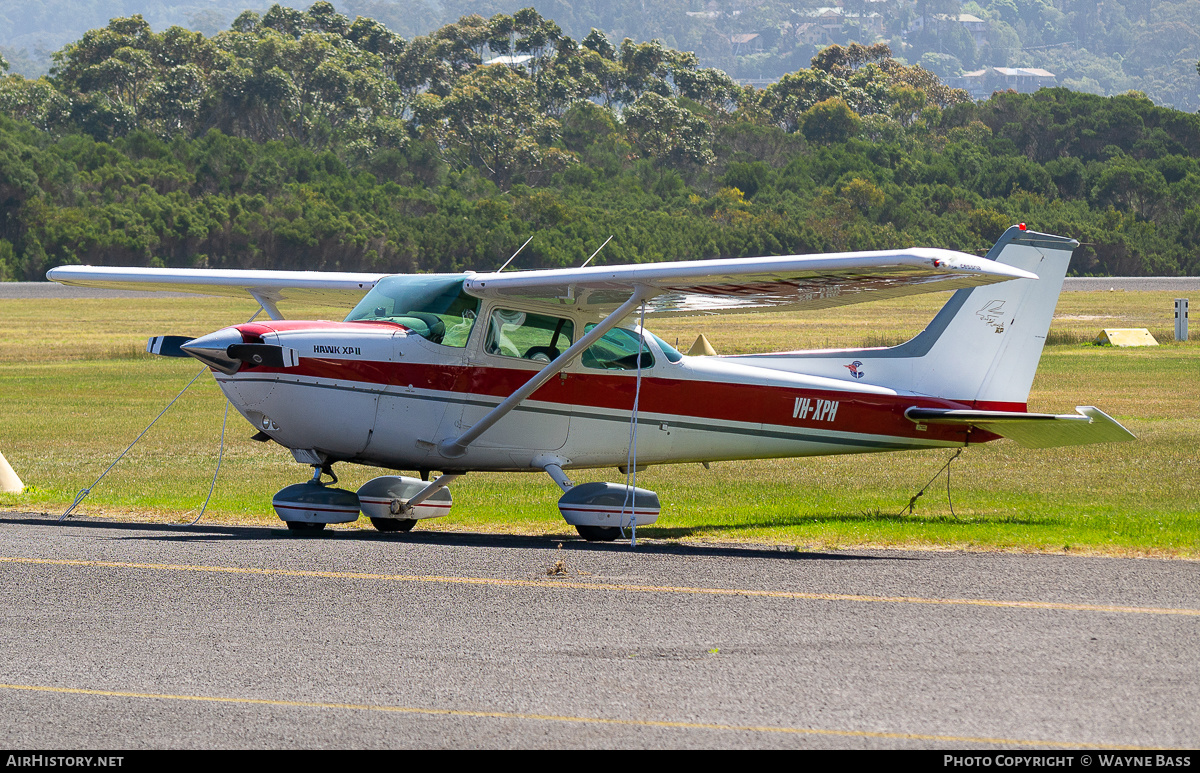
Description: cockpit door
445,306,574,452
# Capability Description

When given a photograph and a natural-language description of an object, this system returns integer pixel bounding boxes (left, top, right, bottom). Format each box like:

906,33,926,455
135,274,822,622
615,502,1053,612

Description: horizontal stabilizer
146,335,195,357
905,406,1135,449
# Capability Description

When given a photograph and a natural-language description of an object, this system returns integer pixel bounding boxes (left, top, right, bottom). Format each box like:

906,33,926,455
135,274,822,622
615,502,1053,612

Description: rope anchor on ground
898,448,964,518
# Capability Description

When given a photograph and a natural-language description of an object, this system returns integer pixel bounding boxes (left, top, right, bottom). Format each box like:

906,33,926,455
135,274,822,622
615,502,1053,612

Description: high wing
44,266,385,319
46,246,1034,320
462,248,1038,316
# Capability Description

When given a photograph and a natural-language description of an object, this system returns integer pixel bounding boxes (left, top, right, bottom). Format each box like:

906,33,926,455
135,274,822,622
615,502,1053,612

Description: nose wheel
272,464,360,534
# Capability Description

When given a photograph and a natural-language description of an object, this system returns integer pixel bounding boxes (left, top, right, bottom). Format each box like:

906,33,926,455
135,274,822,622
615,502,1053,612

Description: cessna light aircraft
48,225,1134,540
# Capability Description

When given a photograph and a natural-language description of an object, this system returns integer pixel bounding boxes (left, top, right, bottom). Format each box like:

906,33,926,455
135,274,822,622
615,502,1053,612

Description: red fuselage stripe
247,358,1006,443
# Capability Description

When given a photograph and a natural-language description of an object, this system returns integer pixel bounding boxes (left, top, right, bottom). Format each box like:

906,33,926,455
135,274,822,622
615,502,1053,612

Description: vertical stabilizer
733,227,1078,407
895,227,1076,405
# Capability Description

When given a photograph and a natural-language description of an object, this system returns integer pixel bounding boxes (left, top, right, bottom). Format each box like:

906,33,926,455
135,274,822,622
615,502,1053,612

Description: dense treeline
0,4,1198,280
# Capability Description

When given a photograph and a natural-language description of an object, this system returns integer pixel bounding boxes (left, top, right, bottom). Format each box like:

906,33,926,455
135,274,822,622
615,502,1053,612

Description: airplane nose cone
181,327,245,375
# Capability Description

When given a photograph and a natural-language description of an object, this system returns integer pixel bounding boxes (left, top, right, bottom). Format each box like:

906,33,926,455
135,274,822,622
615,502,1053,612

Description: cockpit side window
581,325,655,371
484,309,575,363
345,275,480,347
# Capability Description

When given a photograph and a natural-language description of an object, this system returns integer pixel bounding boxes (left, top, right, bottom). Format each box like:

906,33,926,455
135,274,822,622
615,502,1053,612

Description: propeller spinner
147,328,299,374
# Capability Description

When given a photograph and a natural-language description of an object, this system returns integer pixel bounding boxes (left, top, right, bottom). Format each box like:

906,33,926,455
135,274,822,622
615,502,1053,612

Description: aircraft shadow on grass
640,508,1056,541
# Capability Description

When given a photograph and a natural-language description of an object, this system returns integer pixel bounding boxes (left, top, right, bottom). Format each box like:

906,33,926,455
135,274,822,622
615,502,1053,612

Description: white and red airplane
48,225,1133,540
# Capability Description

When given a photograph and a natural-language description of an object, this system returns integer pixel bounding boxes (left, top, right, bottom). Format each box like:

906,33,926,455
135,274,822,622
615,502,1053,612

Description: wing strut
249,290,284,320
437,286,657,459
397,473,463,515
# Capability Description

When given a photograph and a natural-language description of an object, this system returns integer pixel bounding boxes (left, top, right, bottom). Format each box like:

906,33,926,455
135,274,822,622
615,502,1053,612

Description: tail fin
897,226,1076,406
735,227,1077,408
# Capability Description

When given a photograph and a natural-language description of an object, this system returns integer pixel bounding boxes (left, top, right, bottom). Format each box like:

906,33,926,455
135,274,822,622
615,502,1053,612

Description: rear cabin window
582,325,655,371
484,309,575,363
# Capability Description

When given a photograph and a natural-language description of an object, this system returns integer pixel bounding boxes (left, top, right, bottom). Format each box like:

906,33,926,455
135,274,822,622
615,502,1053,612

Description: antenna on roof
580,235,614,268
496,235,535,272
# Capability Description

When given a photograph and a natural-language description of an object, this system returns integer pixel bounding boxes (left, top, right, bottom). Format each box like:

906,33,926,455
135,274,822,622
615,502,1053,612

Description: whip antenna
496,235,535,272
580,235,614,268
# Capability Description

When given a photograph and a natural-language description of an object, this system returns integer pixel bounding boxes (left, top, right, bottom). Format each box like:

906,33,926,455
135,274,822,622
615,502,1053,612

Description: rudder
902,226,1076,406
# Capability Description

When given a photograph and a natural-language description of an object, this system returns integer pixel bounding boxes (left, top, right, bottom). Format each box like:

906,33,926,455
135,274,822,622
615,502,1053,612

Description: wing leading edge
46,246,1035,320
461,248,1038,316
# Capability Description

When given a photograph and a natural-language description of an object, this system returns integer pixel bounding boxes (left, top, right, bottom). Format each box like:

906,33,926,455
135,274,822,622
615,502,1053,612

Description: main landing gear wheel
575,525,621,542
285,521,326,533
371,517,417,533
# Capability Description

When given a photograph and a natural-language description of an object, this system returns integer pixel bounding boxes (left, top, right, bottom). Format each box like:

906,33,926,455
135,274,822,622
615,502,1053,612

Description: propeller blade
146,335,195,358
227,343,300,368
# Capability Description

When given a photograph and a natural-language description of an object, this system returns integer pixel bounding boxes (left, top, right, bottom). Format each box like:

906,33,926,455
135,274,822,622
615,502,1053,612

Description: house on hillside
483,54,534,67
730,32,764,55
955,67,1057,100
799,7,885,40
791,22,834,47
906,14,989,48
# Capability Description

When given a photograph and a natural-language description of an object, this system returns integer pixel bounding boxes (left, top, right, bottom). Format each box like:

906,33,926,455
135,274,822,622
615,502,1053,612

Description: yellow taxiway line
2,555,1197,617
0,682,1154,749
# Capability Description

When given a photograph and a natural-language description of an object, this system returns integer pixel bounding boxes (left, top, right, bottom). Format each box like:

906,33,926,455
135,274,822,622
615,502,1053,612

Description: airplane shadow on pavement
0,513,911,562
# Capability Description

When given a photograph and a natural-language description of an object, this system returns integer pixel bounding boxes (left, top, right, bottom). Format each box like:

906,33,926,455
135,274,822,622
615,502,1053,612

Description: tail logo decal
976,300,1007,333
845,360,865,379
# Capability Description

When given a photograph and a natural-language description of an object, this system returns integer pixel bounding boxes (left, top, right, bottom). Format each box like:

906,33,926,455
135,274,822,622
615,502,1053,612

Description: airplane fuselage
213,318,1001,474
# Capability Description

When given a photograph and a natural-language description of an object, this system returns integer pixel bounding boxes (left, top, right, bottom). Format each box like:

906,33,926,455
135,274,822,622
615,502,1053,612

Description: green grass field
1,290,1196,556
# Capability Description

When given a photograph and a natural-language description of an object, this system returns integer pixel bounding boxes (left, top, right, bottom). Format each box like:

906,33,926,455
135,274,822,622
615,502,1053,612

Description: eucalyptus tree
417,63,567,189
623,91,714,166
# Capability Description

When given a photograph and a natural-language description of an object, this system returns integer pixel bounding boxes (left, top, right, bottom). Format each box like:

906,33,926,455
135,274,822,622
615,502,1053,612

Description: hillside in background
1,0,1198,111
0,3,1198,281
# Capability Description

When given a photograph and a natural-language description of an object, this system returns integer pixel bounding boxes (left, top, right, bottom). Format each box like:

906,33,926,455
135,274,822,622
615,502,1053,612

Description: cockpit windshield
345,275,480,347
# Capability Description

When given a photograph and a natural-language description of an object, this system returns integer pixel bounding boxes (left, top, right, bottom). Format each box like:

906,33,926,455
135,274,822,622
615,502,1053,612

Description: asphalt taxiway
0,513,1196,749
